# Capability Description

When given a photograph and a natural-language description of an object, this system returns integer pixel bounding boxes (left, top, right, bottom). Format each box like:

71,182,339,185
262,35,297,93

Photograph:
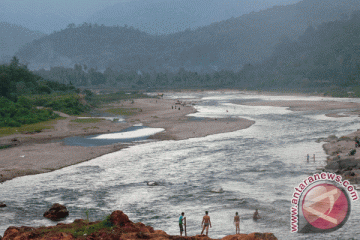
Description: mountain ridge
14,0,360,72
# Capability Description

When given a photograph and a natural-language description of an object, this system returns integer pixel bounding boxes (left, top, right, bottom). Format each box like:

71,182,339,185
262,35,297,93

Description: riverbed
1,92,360,239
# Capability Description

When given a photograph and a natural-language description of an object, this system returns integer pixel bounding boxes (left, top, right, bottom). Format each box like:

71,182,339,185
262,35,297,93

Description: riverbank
322,130,360,184
237,95,360,184
1,210,277,240
0,97,254,183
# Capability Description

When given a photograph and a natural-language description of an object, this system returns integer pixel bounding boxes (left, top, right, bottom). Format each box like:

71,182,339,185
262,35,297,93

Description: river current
1,92,360,240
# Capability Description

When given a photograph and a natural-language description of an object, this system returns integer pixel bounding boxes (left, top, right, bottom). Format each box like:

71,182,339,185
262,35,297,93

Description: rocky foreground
1,210,277,240
323,130,360,183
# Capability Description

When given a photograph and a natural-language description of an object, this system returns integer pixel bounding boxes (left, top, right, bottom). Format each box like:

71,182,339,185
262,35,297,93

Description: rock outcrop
322,132,360,183
3,210,277,240
43,203,69,220
0,202,6,208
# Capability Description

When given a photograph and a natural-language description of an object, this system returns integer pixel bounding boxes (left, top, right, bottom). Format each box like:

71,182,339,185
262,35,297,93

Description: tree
67,23,76,29
10,56,20,69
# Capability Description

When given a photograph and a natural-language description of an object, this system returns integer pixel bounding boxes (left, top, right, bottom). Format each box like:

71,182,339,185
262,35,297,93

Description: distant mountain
0,22,46,60
15,0,360,72
246,10,360,92
164,0,360,69
87,0,301,35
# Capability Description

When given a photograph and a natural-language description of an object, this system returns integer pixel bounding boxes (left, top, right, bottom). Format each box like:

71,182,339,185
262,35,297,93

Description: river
1,91,360,239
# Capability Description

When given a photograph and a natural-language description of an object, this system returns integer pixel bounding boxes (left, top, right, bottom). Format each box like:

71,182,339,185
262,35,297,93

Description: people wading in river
253,209,261,220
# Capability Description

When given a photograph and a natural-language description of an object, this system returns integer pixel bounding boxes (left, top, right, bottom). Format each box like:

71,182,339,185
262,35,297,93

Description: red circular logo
302,183,349,230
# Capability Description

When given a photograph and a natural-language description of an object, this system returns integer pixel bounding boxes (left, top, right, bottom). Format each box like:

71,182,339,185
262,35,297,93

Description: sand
2,93,360,183
0,98,254,183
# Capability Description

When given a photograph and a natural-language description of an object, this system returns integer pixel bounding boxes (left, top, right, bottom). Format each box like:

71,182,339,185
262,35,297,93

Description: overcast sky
1,0,126,20
1,0,302,33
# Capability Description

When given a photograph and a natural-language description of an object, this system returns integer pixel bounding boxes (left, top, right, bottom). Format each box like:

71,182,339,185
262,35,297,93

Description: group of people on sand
179,209,261,236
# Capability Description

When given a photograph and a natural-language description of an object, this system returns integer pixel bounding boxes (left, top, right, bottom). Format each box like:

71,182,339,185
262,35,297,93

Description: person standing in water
234,212,240,234
179,212,186,236
253,209,261,220
201,211,212,236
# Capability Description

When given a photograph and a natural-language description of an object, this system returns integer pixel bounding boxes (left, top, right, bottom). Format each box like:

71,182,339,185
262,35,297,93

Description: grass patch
0,118,62,137
104,108,140,116
71,118,103,124
24,93,89,115
0,144,11,150
35,215,114,239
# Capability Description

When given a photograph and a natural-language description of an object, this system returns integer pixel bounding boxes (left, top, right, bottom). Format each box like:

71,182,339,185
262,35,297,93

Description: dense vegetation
247,10,360,94
0,96,57,127
0,57,86,127
31,10,360,97
15,0,359,72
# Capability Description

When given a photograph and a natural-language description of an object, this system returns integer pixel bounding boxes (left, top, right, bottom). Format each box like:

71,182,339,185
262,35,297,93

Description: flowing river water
1,92,360,239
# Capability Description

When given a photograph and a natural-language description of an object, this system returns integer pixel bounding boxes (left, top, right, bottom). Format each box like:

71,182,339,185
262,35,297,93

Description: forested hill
244,10,360,95
86,0,300,35
31,11,360,96
15,0,360,73
0,22,45,61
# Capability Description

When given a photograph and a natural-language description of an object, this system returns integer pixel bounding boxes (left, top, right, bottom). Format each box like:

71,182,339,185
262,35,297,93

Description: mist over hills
30,11,360,94
14,0,360,73
87,0,301,35
0,22,46,62
247,10,360,92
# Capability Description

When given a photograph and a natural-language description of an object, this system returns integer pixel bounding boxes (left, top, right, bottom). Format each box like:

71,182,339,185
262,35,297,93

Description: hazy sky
1,0,125,20
1,0,302,33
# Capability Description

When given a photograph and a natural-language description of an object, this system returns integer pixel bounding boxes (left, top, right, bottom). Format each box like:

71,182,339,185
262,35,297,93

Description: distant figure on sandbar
172,106,174,109
234,212,240,234
313,154,315,162
201,211,212,236
179,212,186,236
306,154,309,162
253,209,261,220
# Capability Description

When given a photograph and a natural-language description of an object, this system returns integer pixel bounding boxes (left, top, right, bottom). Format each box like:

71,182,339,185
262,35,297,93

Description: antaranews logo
290,172,358,233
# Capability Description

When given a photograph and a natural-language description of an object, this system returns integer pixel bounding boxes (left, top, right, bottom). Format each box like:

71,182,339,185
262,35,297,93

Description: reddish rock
43,203,69,220
222,233,277,240
3,210,277,240
110,210,132,226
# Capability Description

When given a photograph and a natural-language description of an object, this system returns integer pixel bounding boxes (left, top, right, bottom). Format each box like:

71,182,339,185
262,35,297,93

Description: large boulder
110,210,155,234
338,158,359,169
110,210,131,226
325,161,340,170
2,226,74,240
43,203,69,221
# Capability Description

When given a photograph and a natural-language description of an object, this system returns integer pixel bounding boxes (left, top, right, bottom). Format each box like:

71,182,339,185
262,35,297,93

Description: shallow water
63,125,164,146
1,92,360,240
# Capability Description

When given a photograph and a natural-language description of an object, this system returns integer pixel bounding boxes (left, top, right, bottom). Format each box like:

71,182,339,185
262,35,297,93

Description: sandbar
0,97,254,182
